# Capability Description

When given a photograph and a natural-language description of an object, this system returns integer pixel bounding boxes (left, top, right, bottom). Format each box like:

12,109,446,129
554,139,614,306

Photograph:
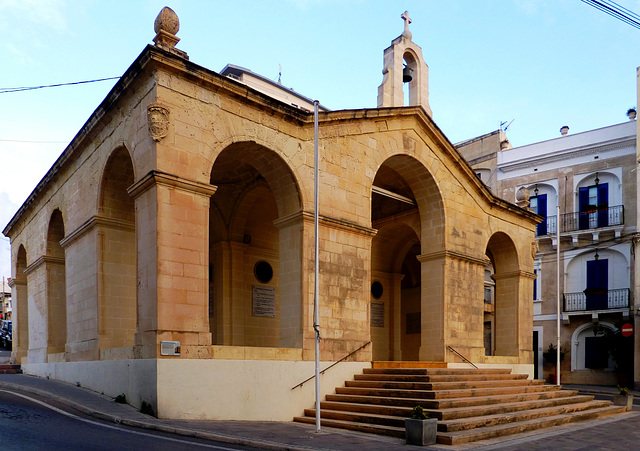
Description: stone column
128,171,216,359
8,277,27,364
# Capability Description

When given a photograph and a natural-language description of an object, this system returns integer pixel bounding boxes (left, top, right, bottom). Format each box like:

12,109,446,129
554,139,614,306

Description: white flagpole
556,201,561,385
313,100,321,432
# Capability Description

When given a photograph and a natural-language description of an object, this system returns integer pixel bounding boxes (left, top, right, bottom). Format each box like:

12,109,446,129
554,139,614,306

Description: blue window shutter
536,194,547,235
597,183,609,227
586,259,608,310
579,187,590,229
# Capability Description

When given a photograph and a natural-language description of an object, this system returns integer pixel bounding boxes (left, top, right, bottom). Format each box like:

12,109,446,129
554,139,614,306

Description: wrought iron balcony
535,205,624,237
563,288,630,312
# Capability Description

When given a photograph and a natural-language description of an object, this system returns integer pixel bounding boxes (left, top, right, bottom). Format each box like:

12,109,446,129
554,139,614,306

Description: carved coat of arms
147,104,170,141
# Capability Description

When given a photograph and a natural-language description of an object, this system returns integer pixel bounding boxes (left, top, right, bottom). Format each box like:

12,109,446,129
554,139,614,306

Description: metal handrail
447,345,478,369
291,341,371,390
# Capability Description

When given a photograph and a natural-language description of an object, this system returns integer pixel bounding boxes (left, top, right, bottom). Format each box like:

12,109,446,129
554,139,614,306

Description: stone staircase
0,364,22,374
293,364,627,445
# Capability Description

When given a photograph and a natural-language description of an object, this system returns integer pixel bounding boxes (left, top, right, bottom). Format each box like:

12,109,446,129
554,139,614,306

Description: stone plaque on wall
371,301,384,327
406,312,421,335
252,285,276,317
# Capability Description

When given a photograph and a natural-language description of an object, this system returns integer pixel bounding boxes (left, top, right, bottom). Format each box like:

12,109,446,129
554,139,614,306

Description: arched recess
371,154,445,361
571,322,616,371
46,209,66,355
14,245,29,360
402,50,419,106
486,232,520,357
209,141,302,348
98,147,136,350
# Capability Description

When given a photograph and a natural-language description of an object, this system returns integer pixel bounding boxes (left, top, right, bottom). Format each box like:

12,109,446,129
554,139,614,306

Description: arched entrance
370,154,444,361
485,233,520,357
209,142,302,348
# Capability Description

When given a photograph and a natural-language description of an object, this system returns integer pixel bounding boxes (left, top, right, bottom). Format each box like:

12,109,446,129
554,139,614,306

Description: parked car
0,321,11,350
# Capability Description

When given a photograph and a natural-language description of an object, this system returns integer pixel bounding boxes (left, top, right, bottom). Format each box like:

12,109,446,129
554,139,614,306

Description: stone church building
3,8,539,420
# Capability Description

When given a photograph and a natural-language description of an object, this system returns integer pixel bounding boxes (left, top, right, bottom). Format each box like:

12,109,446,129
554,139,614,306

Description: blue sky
2,0,640,278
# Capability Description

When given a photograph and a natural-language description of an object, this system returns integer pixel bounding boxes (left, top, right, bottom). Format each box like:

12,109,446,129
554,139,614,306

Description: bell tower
377,11,432,117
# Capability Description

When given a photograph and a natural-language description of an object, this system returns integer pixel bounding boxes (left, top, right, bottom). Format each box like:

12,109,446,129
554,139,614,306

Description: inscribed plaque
371,301,385,327
252,285,276,317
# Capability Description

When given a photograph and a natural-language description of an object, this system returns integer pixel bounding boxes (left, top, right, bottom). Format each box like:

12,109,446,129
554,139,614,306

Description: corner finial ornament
153,7,188,59
401,10,412,39
147,104,170,142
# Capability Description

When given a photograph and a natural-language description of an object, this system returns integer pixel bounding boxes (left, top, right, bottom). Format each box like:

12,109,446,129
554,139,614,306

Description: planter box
405,418,437,446
613,394,634,411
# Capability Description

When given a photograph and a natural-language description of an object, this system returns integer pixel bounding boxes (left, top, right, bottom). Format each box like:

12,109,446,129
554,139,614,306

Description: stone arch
402,48,420,107
46,209,66,355
570,321,616,371
209,141,302,348
97,146,136,350
486,232,520,357
371,154,444,361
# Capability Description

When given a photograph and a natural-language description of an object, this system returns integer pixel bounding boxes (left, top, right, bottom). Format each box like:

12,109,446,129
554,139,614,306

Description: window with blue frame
578,182,608,230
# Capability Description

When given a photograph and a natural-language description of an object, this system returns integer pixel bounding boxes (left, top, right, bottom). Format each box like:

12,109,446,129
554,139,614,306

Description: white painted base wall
23,359,371,421
156,360,371,420
23,360,158,410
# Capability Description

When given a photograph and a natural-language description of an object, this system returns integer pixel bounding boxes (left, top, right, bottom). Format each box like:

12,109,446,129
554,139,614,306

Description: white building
458,113,638,386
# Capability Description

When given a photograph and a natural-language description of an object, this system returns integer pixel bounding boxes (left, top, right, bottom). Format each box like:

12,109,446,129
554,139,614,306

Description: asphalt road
0,390,256,451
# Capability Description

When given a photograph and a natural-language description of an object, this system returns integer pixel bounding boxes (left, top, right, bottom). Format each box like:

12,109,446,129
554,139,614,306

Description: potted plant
613,385,634,411
583,204,598,214
405,405,437,446
543,343,565,364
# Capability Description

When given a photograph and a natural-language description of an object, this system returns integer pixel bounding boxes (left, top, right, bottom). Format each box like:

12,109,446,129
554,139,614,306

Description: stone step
364,367,512,376
346,378,540,391
321,394,597,421
355,373,528,383
303,407,404,428
292,415,405,438
435,394,595,420
336,383,558,400
295,367,628,445
326,387,574,410
320,400,413,418
437,405,627,445
371,361,447,370
0,364,21,374
439,400,613,432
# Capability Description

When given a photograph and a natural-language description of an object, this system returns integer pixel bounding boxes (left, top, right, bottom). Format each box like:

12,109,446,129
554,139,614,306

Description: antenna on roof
500,119,514,131
278,64,282,84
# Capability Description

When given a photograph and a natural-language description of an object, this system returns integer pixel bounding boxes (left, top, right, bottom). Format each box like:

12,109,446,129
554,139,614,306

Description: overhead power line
581,0,640,29
0,76,120,94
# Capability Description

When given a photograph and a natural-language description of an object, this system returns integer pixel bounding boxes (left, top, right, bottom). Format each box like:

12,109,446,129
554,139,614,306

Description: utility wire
581,0,640,29
0,139,67,144
0,76,120,94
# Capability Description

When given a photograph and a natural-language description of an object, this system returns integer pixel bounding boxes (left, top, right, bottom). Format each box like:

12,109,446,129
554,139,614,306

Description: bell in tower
377,11,432,118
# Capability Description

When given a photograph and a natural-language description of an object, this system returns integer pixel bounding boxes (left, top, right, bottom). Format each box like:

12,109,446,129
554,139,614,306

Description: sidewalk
0,373,639,450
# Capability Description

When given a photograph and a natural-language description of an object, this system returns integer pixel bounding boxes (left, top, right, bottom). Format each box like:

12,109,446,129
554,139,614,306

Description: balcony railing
535,205,624,237
563,288,630,312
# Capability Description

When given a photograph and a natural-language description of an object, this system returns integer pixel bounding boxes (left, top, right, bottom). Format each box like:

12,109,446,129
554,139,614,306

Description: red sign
621,323,633,337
